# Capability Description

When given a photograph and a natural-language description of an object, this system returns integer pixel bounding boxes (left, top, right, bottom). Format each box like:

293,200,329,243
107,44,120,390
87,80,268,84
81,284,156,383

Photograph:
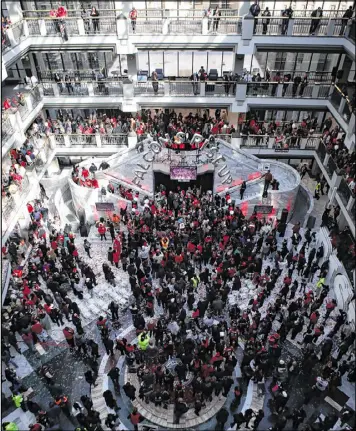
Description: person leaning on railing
340,6,354,36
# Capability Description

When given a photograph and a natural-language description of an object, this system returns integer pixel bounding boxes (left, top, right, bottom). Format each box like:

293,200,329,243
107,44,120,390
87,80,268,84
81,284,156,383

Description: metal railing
134,81,164,96
168,19,202,34
59,83,89,96
29,86,42,110
210,17,242,34
128,19,163,34
93,81,123,96
42,82,55,96
246,82,330,98
338,178,352,207
84,17,116,34
241,135,269,148
69,134,96,146
169,81,196,96
305,136,321,149
53,134,65,146
1,112,14,143
101,135,128,146
27,19,40,35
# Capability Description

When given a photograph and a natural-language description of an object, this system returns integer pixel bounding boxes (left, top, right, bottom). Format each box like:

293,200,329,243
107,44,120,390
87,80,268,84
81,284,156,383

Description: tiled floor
301,173,329,228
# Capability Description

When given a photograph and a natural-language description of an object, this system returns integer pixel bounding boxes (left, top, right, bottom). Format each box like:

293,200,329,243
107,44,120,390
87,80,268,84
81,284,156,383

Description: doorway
154,171,214,193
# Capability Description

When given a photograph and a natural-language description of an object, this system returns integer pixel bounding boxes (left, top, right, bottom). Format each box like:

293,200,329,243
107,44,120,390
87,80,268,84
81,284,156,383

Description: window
164,52,178,77
43,53,61,70
88,52,99,70
179,51,193,76
138,51,149,74
193,51,207,75
274,52,287,71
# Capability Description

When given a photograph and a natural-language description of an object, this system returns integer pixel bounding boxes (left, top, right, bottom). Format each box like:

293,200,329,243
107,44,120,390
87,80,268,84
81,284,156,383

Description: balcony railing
134,81,164,96
3,14,349,42
128,19,163,34
338,178,352,207
102,134,128,146
69,134,96,146
1,112,14,144
316,141,327,162
241,135,269,148
246,82,330,99
93,81,123,96
2,31,11,51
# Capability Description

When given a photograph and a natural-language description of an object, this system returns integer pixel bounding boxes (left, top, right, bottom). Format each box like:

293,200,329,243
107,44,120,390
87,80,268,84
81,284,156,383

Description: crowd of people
2,166,356,431
1,16,11,48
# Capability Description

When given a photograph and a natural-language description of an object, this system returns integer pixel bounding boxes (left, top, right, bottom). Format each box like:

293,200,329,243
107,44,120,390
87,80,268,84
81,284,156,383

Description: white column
52,83,60,97
96,134,102,147
77,18,85,35
202,16,208,35
39,19,47,36
312,84,319,98
276,84,283,97
326,19,336,36
117,14,128,39
162,18,169,35
5,0,23,22
242,15,254,41
268,137,274,149
6,28,16,47
87,82,94,96
64,135,71,147
287,18,294,36
200,82,205,97
236,83,246,101
164,81,170,96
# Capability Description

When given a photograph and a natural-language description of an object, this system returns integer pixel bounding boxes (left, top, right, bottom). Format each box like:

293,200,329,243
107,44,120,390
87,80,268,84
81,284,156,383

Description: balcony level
2,13,355,71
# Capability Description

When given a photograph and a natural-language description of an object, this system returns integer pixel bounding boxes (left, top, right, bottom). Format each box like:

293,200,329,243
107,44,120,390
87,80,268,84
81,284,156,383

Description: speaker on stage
280,208,289,224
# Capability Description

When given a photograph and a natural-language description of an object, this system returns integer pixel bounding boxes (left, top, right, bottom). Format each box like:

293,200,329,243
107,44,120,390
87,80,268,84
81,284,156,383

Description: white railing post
236,83,247,101
200,82,205,97
52,83,60,97
77,18,85,35
22,20,30,38
242,15,254,40
163,18,169,35
300,138,307,149
87,82,94,96
6,28,16,47
202,16,208,35
268,137,274,149
96,134,102,147
164,81,170,96
49,135,56,149
116,13,128,39
276,84,283,97
287,18,294,35
39,19,47,36
326,18,335,36
64,135,71,147
25,95,33,113
312,84,319,98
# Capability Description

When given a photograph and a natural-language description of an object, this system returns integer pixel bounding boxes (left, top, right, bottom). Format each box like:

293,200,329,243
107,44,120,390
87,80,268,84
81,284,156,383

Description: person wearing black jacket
249,0,261,34
281,6,293,35
261,7,271,34
215,407,229,430
90,6,100,33
340,6,353,35
310,7,323,35
292,75,302,97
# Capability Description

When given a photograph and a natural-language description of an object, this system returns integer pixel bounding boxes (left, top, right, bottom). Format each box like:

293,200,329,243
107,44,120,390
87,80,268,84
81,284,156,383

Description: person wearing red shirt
128,407,143,431
97,223,107,241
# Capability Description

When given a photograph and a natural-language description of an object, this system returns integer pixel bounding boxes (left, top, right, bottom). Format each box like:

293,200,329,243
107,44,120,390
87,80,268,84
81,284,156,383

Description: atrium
1,1,355,431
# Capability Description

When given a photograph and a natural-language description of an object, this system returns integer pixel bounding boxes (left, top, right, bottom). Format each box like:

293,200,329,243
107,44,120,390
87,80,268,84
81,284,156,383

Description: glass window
179,51,193,76
222,51,234,74
43,53,61,70
61,52,75,71
164,52,178,77
149,51,163,75
193,51,206,75
138,51,149,74
207,51,223,76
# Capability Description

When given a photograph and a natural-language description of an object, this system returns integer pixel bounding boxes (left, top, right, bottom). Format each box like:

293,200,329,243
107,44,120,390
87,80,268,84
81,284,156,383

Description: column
242,15,254,41
116,13,128,39
96,135,102,147
287,18,295,36
312,84,319,98
87,82,94,96
4,1,23,22
200,82,205,97
77,18,85,35
162,18,169,35
231,133,240,149
64,135,71,147
276,84,283,97
202,16,208,35
39,19,47,36
326,18,336,36
164,82,170,96
235,83,246,101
